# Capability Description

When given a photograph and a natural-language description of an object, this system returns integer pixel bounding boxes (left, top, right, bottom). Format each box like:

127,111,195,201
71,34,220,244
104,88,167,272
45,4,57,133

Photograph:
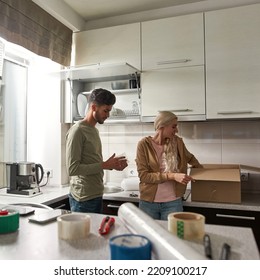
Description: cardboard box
190,164,241,204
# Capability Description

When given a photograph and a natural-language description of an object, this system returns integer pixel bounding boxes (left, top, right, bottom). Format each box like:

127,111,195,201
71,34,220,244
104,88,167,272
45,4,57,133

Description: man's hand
102,153,128,171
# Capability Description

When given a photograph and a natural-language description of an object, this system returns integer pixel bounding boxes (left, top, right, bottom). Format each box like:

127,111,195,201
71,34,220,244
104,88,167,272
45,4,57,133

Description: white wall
98,120,260,192
27,55,65,186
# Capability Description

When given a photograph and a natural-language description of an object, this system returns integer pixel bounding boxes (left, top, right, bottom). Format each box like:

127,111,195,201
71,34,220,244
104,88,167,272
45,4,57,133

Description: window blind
0,0,72,66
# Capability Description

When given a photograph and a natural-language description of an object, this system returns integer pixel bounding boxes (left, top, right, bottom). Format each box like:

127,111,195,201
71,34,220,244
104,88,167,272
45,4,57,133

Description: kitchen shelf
60,62,140,82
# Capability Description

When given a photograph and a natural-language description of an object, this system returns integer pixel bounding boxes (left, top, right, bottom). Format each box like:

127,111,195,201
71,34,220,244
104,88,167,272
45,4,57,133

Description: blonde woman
135,111,202,220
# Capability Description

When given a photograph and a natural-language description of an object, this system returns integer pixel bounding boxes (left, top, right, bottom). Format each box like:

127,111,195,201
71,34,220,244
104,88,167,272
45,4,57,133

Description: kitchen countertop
104,189,260,212
0,208,259,260
0,185,70,207
1,184,259,212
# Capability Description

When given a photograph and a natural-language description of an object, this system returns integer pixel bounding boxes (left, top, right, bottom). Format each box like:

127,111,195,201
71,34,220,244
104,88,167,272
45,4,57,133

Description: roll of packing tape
57,213,91,240
168,212,205,241
0,209,20,234
109,234,152,260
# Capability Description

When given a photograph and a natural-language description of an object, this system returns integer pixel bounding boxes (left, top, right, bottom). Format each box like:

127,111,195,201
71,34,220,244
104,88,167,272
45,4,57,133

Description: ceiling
32,0,260,31
62,0,204,21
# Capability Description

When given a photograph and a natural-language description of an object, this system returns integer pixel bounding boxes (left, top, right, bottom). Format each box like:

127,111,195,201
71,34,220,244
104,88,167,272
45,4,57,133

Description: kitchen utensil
99,216,115,235
203,234,212,259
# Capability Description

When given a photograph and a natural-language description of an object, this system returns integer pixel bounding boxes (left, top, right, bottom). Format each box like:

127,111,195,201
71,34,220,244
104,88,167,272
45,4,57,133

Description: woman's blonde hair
154,111,179,173
154,111,178,131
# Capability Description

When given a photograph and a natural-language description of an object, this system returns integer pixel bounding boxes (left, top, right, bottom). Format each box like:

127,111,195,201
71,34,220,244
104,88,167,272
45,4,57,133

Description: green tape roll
0,209,20,234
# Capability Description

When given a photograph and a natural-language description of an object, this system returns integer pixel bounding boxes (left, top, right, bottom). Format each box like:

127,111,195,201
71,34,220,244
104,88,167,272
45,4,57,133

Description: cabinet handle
217,110,253,115
54,204,66,209
170,109,191,112
159,109,191,113
107,204,120,209
157,59,191,65
216,214,255,220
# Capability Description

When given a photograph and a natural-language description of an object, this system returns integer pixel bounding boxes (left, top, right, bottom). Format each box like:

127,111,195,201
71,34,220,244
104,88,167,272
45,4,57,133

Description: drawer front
184,205,260,250
103,200,139,216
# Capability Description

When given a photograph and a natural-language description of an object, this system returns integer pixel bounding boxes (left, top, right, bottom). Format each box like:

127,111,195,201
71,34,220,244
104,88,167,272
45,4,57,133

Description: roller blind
0,0,72,66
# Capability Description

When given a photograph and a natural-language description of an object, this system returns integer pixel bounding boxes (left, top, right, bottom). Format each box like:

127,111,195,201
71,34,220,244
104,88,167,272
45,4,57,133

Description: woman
135,111,202,220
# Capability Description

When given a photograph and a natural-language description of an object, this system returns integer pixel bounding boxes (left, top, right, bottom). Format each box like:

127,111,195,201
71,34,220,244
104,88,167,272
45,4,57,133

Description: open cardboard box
190,164,241,204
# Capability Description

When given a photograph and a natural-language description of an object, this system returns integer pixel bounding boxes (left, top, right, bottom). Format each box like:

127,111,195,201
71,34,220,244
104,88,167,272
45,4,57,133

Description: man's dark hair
89,88,116,106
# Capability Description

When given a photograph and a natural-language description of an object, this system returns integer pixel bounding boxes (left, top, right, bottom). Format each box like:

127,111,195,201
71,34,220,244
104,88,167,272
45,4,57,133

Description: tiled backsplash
98,119,260,192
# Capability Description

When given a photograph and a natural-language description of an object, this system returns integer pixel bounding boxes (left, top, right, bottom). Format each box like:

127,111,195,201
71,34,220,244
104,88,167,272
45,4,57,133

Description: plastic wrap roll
118,203,206,260
121,177,139,191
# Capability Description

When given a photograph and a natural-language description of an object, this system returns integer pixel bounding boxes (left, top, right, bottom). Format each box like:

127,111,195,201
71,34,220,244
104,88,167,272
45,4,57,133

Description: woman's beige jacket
135,136,202,202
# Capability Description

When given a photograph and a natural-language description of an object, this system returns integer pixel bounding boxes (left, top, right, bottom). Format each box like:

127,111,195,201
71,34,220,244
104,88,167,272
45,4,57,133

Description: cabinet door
73,23,141,70
142,13,204,70
184,205,260,250
205,4,260,119
141,66,205,120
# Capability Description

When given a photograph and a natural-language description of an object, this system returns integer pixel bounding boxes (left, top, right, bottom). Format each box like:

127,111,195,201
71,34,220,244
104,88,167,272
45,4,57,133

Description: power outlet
241,172,249,181
44,169,53,178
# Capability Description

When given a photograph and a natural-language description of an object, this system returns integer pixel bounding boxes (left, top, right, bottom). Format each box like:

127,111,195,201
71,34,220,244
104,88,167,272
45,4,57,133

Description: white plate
77,93,89,117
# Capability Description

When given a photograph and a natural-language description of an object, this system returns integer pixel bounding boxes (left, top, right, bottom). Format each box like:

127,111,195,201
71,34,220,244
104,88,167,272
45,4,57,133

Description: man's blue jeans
69,193,103,213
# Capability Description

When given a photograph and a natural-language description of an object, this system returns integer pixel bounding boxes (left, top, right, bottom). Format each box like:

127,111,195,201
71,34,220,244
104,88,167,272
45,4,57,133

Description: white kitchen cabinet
73,23,141,70
205,4,260,119
141,66,205,121
141,13,204,71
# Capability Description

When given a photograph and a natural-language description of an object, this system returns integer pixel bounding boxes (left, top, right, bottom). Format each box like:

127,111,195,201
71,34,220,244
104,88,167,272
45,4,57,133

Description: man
66,88,128,213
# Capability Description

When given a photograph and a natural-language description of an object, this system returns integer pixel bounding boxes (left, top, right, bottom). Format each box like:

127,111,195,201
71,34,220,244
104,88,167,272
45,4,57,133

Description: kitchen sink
103,186,123,194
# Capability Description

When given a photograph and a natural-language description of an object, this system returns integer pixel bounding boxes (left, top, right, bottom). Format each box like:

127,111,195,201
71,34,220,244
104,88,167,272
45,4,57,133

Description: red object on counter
0,210,9,215
99,216,115,235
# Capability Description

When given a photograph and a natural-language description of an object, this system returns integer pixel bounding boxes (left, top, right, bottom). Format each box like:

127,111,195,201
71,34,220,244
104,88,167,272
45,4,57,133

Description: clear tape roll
168,212,205,241
118,203,206,260
57,213,91,240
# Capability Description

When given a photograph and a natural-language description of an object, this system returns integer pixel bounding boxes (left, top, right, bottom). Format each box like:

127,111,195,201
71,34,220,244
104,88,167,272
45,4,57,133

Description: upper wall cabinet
141,66,205,122
141,13,204,71
205,4,260,119
73,23,141,70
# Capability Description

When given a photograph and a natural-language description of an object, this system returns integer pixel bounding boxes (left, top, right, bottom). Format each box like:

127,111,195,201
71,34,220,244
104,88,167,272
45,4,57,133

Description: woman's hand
168,172,194,185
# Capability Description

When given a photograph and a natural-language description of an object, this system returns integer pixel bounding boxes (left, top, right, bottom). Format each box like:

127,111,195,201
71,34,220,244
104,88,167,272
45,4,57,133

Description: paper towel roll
118,203,206,260
121,177,139,191
168,212,205,241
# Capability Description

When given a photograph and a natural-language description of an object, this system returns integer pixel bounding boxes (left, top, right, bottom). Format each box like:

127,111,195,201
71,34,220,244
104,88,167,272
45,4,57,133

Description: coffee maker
6,162,44,196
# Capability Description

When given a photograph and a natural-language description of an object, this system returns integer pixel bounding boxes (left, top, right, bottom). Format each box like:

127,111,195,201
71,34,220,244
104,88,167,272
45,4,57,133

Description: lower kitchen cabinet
184,205,260,251
47,197,70,210
103,200,139,216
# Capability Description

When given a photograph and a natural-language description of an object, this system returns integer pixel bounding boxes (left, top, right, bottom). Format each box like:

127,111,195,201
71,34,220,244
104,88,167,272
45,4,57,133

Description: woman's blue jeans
69,193,103,213
139,198,183,220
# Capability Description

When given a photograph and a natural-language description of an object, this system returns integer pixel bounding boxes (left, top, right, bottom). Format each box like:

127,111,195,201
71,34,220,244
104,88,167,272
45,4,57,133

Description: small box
190,164,241,204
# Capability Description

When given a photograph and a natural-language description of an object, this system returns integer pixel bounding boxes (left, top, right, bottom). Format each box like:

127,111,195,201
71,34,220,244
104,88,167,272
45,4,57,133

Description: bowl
111,81,128,90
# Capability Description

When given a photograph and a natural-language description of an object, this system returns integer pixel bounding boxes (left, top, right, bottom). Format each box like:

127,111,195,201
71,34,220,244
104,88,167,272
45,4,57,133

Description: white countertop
0,209,259,260
0,185,70,206
104,189,260,212
1,184,259,212
1,184,259,260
